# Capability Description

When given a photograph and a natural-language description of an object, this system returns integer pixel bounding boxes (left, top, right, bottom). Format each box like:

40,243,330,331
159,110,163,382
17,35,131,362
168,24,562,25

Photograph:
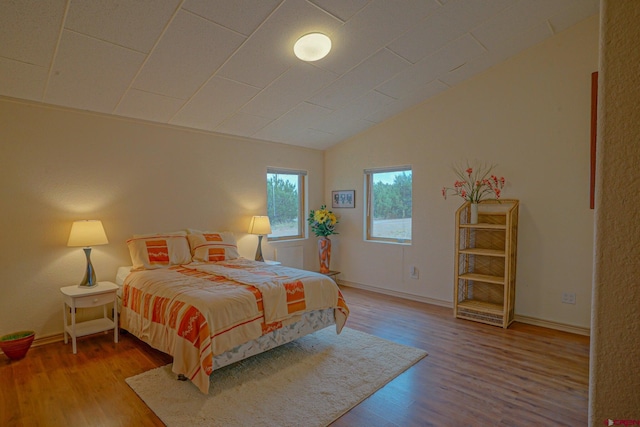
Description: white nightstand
61,281,119,354
319,270,340,282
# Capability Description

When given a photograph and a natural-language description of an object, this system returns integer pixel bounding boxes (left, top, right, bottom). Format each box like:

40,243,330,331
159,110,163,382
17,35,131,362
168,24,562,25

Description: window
365,166,412,243
266,168,306,240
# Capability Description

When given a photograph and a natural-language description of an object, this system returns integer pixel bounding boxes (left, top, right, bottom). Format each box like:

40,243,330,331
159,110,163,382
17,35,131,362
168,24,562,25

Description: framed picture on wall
332,190,355,208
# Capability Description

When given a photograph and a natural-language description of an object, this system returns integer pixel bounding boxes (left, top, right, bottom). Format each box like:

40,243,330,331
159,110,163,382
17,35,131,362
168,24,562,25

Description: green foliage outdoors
267,174,299,225
267,171,412,230
373,172,412,220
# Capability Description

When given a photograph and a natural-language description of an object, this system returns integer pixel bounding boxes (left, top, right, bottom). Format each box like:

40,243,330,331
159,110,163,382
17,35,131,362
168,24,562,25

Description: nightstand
320,271,340,281
61,281,119,354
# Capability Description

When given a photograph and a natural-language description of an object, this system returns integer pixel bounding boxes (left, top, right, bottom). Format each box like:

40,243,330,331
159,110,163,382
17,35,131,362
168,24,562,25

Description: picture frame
332,190,355,208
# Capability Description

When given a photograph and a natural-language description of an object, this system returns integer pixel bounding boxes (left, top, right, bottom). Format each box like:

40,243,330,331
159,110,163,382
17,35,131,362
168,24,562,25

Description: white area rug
126,327,427,427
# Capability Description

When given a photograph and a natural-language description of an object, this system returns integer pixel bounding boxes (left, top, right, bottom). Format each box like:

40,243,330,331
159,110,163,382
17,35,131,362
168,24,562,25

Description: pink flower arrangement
442,163,506,203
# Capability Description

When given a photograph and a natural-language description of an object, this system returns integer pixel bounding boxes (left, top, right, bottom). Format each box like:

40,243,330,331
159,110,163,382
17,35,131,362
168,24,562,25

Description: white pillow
187,230,239,262
127,231,191,271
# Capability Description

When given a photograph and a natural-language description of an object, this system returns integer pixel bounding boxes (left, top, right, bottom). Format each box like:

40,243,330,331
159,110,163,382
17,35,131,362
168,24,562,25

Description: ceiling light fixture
293,33,331,62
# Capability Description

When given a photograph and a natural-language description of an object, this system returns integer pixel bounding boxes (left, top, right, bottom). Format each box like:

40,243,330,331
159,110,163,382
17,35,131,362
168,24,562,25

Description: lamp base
254,235,265,262
78,247,98,287
78,282,98,288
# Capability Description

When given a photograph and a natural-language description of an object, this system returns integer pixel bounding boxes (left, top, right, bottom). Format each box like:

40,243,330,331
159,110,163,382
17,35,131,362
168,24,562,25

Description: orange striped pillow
187,230,239,262
127,231,192,271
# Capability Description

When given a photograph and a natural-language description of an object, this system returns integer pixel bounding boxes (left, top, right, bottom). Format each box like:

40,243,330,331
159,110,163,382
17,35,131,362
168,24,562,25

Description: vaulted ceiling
0,0,598,150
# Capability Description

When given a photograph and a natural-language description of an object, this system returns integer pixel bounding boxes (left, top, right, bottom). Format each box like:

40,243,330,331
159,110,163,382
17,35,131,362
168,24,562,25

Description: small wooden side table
320,271,340,282
61,281,119,354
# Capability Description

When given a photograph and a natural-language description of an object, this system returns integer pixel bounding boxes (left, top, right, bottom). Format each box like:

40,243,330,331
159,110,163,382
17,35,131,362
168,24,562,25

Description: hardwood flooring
0,285,589,426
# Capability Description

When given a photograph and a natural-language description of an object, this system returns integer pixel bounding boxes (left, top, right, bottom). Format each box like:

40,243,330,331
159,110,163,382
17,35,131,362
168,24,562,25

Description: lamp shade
67,220,109,247
293,33,331,61
248,216,272,235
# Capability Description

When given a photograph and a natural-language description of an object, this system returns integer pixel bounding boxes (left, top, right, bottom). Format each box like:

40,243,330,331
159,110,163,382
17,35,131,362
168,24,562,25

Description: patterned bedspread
120,258,349,393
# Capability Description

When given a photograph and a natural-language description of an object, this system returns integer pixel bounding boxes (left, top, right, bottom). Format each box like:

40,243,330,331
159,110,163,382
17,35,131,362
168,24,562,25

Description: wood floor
0,285,589,426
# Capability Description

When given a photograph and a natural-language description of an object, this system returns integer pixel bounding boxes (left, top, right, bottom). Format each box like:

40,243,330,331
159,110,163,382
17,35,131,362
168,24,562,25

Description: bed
117,230,349,394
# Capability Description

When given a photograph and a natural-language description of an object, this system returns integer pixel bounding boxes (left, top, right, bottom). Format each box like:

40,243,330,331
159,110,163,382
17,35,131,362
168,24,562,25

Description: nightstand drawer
73,292,114,308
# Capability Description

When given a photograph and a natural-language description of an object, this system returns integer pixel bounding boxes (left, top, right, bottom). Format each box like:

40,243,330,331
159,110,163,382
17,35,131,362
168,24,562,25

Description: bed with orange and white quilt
120,254,349,394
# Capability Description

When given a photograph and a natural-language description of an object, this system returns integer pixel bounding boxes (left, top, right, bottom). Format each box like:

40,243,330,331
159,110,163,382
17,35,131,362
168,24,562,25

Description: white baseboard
33,333,65,347
339,280,452,308
3,284,587,358
513,314,590,336
339,280,590,336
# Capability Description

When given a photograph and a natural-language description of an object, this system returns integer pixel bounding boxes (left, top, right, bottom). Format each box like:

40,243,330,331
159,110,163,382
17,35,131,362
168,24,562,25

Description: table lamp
67,220,109,287
248,216,271,262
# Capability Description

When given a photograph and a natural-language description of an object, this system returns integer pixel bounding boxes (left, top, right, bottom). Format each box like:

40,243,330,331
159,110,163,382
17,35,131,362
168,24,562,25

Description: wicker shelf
453,199,519,328
457,299,504,314
458,272,505,285
459,223,507,230
459,248,506,257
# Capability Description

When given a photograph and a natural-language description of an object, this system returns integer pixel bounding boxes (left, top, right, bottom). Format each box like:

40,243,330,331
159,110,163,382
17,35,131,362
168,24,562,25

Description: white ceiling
0,0,598,150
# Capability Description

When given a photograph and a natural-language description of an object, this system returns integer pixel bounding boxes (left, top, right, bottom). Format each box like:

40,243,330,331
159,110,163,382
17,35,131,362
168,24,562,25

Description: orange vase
318,236,331,274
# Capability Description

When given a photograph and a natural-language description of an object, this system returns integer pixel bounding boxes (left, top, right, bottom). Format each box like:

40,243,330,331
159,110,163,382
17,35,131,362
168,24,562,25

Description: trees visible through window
365,166,412,243
266,168,306,240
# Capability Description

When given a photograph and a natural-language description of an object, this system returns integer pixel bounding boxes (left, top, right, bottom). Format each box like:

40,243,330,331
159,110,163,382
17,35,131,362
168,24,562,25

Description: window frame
364,165,413,244
266,167,307,241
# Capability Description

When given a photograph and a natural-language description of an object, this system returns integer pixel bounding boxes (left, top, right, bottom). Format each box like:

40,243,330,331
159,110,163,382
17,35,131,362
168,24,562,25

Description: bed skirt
212,308,335,370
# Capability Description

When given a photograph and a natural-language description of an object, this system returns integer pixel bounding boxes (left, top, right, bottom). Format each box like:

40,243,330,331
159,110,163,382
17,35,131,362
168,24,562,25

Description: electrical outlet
410,265,419,279
561,292,576,305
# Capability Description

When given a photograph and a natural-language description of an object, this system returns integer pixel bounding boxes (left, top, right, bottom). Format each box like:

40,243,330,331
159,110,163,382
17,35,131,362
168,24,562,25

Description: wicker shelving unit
453,199,519,328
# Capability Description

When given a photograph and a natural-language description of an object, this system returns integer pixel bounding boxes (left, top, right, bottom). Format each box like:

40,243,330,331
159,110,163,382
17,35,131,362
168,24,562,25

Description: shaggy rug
126,327,427,427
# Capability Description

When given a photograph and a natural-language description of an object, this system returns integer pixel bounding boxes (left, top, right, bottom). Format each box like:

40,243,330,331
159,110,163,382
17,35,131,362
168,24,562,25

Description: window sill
364,239,412,246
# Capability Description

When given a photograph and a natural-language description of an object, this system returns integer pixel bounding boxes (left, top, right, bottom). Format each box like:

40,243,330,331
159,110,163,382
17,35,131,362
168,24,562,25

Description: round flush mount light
293,33,332,62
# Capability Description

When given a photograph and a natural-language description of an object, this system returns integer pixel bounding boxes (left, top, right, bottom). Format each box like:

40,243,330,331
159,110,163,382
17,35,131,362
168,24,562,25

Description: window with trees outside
266,168,306,240
365,166,412,243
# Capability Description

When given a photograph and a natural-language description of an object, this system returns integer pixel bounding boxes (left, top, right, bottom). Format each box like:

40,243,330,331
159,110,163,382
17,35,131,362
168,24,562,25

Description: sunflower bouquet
307,205,338,237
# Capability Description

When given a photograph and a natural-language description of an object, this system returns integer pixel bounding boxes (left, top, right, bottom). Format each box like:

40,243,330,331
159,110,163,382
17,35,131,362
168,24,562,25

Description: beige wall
325,16,599,330
0,14,602,341
0,99,325,338
589,0,640,422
